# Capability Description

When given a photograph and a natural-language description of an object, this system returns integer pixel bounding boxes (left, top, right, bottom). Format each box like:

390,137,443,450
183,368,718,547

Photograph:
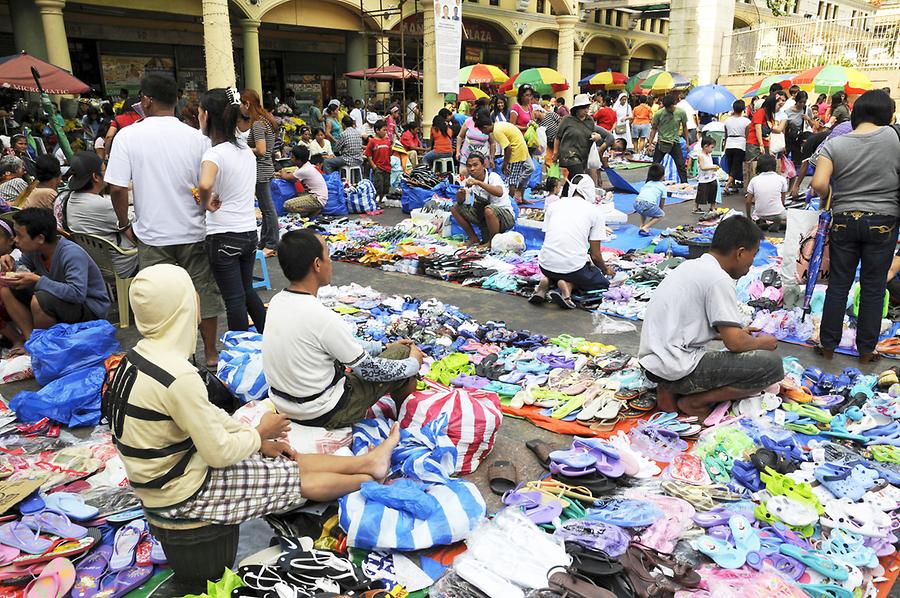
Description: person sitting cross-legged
638,215,784,418
450,152,516,247
529,174,613,310
0,208,110,340
276,145,328,218
262,229,425,429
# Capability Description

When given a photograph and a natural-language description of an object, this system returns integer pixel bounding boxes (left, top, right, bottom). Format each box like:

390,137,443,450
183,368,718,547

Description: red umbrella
344,65,422,81
0,51,90,94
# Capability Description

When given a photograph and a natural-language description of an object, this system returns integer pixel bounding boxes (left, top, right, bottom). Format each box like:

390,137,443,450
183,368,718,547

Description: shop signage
434,1,463,93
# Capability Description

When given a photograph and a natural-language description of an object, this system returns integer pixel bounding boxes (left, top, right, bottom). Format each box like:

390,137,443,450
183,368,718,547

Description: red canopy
0,51,90,94
344,65,422,81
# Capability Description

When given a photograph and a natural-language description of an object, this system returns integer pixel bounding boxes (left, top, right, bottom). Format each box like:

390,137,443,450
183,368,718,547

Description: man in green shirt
647,94,689,183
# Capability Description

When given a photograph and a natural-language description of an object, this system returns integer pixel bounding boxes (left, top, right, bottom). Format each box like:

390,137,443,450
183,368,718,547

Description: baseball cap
66,151,103,192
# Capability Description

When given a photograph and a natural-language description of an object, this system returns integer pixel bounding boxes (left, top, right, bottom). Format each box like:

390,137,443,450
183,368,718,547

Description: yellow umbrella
458,86,489,101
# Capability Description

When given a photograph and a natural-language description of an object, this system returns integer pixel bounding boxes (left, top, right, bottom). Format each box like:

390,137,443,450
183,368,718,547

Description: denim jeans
207,231,267,333
652,141,688,183
323,156,346,174
422,151,452,167
821,213,899,354
256,181,278,250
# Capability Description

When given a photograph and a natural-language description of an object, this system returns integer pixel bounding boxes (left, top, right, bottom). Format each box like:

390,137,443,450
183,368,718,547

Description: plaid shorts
155,454,305,525
505,159,534,188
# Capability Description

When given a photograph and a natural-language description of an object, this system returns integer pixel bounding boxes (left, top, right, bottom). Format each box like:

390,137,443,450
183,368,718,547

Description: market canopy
457,86,489,101
0,51,90,94
499,68,569,96
742,74,796,98
344,65,422,81
793,65,872,95
458,64,509,85
578,71,628,90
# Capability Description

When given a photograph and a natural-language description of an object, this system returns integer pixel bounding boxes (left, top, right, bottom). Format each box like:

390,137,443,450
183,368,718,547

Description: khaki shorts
137,240,224,320
456,202,516,233
283,193,323,215
323,344,415,429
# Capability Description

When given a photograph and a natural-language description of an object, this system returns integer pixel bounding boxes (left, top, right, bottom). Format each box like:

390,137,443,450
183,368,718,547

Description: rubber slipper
694,535,747,569
744,551,806,580
19,492,45,516
104,509,142,525
0,522,52,554
550,461,596,477
487,460,518,496
10,530,99,568
571,438,625,478
566,543,625,577
524,439,555,470
42,494,98,522
779,544,849,581
24,557,75,598
148,536,166,566
765,495,818,527
587,499,664,528
555,520,630,557
821,499,891,537
94,566,153,598
71,544,112,598
109,520,146,572
22,511,87,540
551,472,617,497
797,584,853,598
548,569,616,598
728,514,760,553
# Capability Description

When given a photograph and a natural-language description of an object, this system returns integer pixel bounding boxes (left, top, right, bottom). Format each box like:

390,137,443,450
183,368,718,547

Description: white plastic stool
432,157,456,175
340,165,363,186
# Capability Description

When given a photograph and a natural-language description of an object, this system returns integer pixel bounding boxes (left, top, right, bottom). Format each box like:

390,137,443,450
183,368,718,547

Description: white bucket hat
571,93,591,109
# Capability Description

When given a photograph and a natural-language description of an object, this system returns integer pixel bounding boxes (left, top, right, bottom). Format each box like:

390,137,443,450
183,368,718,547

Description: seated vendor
638,215,784,417
0,208,110,340
529,174,613,310
104,264,400,588
262,229,424,429
276,145,328,218
450,152,515,247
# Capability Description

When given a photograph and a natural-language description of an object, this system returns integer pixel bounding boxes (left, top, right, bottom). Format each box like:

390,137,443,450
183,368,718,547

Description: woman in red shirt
423,109,454,167
746,92,786,166
592,95,617,132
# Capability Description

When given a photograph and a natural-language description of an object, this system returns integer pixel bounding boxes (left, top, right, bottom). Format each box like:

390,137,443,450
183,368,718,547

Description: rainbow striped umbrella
625,69,690,94
793,65,872,95
457,86,489,101
578,71,628,89
742,74,796,98
499,67,569,96
458,63,509,85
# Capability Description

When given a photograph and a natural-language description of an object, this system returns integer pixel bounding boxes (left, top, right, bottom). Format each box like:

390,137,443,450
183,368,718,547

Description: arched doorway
630,42,666,75
521,28,559,71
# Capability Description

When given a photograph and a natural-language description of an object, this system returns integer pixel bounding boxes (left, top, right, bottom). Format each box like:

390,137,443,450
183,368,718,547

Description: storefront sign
465,46,484,63
101,55,175,96
434,0,463,93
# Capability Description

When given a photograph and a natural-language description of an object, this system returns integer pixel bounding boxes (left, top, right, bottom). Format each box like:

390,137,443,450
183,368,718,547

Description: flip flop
487,460,518,496
524,439,555,470
12,531,99,567
148,536,166,565
71,544,112,598
19,492,45,516
0,544,18,567
42,494,99,522
22,511,87,540
0,521,52,554
24,557,75,598
109,520,146,572
94,565,153,598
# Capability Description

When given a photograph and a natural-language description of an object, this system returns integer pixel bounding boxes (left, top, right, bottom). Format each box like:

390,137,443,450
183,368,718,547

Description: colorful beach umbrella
685,84,737,115
458,64,509,85
457,86,489,102
499,68,569,96
742,74,796,98
793,65,872,95
624,69,690,94
578,71,627,89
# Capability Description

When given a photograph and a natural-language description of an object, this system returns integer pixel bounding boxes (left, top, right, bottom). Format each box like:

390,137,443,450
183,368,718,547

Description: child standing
634,163,667,236
694,136,718,214
745,154,787,229
364,120,392,202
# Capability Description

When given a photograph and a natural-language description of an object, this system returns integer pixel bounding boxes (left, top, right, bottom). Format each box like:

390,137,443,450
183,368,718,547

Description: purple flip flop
96,565,153,598
72,544,113,598
22,510,88,540
0,521,53,554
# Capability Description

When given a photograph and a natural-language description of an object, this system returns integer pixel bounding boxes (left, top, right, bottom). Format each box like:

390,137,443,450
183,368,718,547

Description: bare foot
676,396,713,419
859,352,881,364
464,239,479,247
366,423,401,481
655,385,678,413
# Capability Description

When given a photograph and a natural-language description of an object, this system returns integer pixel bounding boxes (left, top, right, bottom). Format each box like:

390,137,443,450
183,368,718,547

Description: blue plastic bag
217,331,268,403
432,179,462,201
323,171,349,216
26,321,120,386
10,366,105,427
269,179,297,216
400,179,435,213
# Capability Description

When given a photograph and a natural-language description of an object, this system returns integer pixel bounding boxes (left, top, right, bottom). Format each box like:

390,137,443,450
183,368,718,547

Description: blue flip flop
779,544,849,582
695,535,747,569
586,498,663,528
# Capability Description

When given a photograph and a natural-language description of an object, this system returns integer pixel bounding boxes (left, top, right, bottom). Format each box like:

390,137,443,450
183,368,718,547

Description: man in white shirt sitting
450,152,516,247
638,215,783,417
277,145,329,218
528,174,614,310
262,229,424,429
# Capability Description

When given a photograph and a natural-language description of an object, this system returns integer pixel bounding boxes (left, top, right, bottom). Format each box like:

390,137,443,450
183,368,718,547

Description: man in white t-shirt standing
529,174,614,310
676,93,699,144
105,73,224,368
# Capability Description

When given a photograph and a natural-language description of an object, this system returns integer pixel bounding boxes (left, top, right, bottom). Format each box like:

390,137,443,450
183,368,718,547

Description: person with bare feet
263,229,424,429
450,152,516,248
104,262,401,555
638,215,784,418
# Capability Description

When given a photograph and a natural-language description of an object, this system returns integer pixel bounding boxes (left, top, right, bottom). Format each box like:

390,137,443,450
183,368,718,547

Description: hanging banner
434,0,463,94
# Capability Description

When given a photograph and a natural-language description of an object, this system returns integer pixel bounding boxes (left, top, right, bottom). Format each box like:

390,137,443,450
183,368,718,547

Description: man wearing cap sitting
528,174,613,310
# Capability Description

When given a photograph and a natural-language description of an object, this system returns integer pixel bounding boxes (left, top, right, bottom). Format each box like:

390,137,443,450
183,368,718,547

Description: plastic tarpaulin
26,321,120,386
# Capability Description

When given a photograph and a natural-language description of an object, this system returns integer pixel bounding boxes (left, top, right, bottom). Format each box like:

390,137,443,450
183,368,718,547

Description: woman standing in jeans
811,89,900,363
197,88,266,333
242,89,279,258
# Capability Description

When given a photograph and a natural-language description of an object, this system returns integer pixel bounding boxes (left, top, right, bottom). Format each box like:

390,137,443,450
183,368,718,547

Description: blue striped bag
216,331,268,403
346,179,378,214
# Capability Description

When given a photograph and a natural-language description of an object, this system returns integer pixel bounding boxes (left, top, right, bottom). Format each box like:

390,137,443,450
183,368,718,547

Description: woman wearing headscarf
613,93,634,149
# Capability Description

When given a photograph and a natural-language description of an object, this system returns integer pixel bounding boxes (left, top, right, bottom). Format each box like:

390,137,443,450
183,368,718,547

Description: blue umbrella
802,189,833,321
685,85,737,115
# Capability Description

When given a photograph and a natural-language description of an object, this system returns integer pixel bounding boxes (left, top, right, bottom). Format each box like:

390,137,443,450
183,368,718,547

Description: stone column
240,20,262,96
201,0,236,89
666,0,735,84
34,0,72,72
508,43,521,74
556,15,578,105
346,32,368,102
11,0,48,61
620,55,631,76
573,50,584,92
421,0,443,136
374,35,392,96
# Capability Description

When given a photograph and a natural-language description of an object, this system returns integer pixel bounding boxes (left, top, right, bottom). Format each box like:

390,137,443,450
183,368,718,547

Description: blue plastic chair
253,250,272,290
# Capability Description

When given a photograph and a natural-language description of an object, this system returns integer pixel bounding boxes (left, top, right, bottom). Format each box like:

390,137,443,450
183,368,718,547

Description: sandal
488,460,518,496
525,439,556,470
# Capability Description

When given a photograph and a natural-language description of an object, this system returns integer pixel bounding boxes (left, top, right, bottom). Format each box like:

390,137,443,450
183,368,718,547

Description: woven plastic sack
400,179,435,213
346,179,378,213
11,366,105,427
216,331,268,403
399,383,502,475
269,178,297,216
26,321,120,386
323,171,349,216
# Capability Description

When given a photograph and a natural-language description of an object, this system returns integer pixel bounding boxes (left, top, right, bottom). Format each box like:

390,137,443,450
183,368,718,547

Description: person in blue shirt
634,163,667,236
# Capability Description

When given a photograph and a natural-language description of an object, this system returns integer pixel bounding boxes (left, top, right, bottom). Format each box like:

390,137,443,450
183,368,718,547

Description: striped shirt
336,127,364,168
248,119,275,183
542,111,561,146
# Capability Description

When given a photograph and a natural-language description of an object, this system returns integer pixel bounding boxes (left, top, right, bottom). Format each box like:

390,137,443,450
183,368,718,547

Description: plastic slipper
11,531,99,567
42,494,99,522
694,535,747,569
19,492,45,515
24,557,75,598
22,511,87,541
728,514,761,553
571,438,625,478
814,462,880,501
779,544,849,581
0,543,18,567
524,439,555,470
0,521,52,554
765,495,818,527
555,520,630,557
821,499,891,537
487,460,518,496
71,544,112,598
109,520,146,572
94,566,153,598
587,499,664,528
104,509,142,525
